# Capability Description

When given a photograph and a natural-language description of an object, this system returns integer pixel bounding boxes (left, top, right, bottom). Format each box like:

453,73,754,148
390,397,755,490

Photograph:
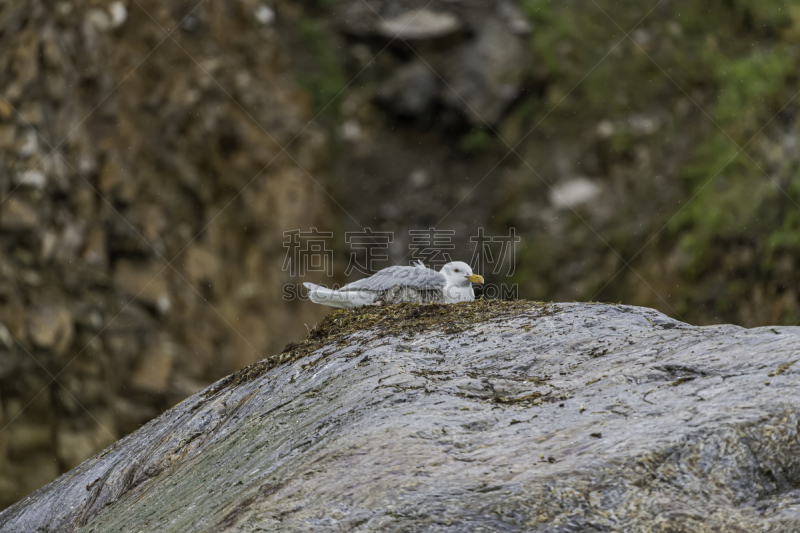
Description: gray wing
341,265,446,291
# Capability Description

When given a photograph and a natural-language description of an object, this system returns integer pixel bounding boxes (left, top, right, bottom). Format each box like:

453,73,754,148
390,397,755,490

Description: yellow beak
466,274,484,284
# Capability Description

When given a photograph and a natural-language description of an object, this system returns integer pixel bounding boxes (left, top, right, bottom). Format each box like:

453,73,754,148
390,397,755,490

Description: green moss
674,43,796,275
767,208,800,255
295,19,346,115
522,0,577,75
459,129,494,153
714,50,794,126
734,0,794,34
206,300,541,395
608,130,633,153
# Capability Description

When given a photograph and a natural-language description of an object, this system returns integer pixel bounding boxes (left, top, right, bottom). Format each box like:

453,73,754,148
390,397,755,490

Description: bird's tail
303,282,361,309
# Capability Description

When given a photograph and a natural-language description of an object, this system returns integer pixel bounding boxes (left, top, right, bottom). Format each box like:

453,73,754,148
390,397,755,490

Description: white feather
304,282,377,309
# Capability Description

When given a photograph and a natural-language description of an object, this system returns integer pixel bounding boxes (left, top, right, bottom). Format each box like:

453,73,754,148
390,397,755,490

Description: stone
28,305,74,356
497,0,531,36
596,119,615,139
81,228,108,268
10,30,38,86
19,104,44,126
376,61,438,117
254,5,275,25
41,153,68,192
339,119,361,141
20,270,42,287
130,342,174,394
0,198,38,232
17,130,38,158
440,17,529,126
13,169,46,190
97,153,134,204
409,168,430,188
2,301,800,532
0,125,16,148
85,9,111,32
183,245,221,288
53,223,86,265
376,10,462,41
108,2,127,29
75,307,103,332
105,329,145,371
629,114,662,136
112,261,172,314
56,423,117,471
0,322,15,350
549,177,601,209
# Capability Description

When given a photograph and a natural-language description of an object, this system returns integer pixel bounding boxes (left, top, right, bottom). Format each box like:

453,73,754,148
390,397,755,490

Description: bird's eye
454,269,460,272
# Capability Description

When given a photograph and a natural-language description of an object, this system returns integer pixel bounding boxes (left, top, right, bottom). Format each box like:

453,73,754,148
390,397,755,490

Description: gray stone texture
1,301,798,532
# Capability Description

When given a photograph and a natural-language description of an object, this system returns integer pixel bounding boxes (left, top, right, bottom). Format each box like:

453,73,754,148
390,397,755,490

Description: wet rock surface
2,301,799,532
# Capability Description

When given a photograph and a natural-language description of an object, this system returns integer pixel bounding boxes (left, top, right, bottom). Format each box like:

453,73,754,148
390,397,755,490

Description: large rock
439,17,528,126
376,61,439,118
1,301,799,532
337,0,532,125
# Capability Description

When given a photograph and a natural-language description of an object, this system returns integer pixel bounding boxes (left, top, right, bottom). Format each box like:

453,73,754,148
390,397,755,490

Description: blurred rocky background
1,0,799,509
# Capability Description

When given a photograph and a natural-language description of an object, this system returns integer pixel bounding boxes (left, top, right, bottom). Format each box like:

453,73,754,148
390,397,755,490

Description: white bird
303,260,484,309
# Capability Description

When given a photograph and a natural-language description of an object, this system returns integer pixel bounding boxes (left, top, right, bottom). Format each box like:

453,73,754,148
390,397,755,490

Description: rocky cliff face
2,301,798,532
0,0,330,506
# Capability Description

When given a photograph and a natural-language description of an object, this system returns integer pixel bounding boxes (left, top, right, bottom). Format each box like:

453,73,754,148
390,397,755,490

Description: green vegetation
509,0,800,324
460,129,494,153
672,6,798,283
295,19,346,116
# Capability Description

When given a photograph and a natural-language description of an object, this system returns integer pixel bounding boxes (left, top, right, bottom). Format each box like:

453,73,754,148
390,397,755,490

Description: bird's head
440,261,484,286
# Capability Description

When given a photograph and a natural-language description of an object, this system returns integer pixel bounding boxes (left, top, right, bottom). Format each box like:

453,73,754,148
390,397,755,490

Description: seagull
303,260,484,309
